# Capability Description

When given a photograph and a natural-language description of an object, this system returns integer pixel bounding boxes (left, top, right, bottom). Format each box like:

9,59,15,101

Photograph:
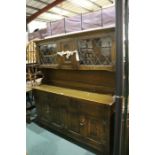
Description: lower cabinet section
33,89,114,155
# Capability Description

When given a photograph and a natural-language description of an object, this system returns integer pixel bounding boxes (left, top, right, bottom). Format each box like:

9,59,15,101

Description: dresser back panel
41,69,115,94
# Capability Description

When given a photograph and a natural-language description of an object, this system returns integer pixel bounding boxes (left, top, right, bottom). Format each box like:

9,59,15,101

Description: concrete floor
26,122,96,155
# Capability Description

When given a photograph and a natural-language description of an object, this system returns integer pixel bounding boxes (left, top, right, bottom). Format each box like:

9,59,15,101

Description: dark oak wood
36,28,115,70
41,69,115,94
33,28,115,154
33,85,114,154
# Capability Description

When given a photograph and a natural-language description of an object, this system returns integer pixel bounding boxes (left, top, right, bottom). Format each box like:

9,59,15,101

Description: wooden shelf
79,65,114,71
38,64,114,71
33,84,114,105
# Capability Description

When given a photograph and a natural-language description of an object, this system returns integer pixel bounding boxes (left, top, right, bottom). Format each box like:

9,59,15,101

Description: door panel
33,90,49,120
85,116,106,145
67,111,81,136
49,94,69,129
67,99,81,137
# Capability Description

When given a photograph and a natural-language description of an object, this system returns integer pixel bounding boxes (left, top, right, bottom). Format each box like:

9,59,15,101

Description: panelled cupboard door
33,90,50,121
41,92,51,122
77,115,109,153
49,94,69,129
66,99,108,145
50,105,67,129
67,99,81,138
67,111,81,137
33,90,42,116
68,98,110,151
41,101,50,122
85,116,106,145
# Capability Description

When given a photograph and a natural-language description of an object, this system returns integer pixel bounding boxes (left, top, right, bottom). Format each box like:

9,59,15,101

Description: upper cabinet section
36,28,115,71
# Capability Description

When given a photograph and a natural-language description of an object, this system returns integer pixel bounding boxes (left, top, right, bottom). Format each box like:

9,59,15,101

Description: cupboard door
50,94,68,129
67,99,82,138
33,90,42,116
41,96,50,122
50,105,66,129
81,115,109,153
33,90,50,121
67,111,81,137
85,116,106,145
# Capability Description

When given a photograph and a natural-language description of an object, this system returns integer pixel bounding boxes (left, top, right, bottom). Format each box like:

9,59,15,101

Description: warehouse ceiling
26,0,115,23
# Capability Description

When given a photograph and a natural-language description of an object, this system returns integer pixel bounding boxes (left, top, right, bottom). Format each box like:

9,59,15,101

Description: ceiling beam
27,0,65,24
